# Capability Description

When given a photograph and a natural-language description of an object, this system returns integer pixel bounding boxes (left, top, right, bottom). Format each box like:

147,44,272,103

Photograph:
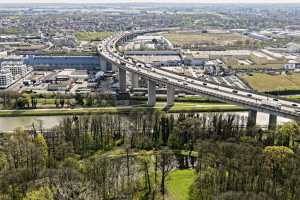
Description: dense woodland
0,111,299,199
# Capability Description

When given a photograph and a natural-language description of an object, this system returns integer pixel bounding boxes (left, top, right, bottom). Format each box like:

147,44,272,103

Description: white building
1,62,32,78
0,69,13,89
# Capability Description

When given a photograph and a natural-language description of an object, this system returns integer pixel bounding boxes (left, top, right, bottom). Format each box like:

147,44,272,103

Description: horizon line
1,2,300,5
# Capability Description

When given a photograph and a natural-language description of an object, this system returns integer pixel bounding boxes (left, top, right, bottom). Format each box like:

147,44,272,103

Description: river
0,112,292,132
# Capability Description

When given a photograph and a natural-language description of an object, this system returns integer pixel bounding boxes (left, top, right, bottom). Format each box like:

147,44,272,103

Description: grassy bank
167,169,196,200
240,72,300,92
287,95,300,102
0,102,245,117
130,95,220,103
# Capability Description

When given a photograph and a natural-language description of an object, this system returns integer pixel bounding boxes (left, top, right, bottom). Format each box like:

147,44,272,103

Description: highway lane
98,30,300,120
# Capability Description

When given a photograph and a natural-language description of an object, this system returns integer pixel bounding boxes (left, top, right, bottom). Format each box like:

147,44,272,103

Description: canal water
0,112,292,132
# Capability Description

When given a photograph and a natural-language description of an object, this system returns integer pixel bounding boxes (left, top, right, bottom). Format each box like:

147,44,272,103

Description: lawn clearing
75,32,113,41
167,169,196,200
240,73,300,92
163,31,252,47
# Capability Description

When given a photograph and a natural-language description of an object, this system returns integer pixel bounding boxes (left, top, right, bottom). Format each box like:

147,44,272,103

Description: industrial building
25,55,100,69
0,69,13,89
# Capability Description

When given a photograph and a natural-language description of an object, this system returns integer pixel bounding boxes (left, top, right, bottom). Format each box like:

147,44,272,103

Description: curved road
98,29,300,121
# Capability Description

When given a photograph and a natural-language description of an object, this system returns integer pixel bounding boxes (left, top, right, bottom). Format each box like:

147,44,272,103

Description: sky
1,0,300,4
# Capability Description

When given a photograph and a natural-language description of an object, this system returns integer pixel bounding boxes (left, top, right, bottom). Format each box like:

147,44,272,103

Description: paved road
98,30,300,120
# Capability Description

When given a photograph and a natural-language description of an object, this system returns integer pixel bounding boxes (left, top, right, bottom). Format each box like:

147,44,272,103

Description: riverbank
0,102,246,117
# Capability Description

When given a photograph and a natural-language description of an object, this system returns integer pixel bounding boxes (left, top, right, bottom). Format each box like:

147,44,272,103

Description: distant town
1,4,300,97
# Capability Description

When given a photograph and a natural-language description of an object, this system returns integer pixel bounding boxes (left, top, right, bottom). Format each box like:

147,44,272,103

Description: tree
59,98,65,108
23,186,54,200
85,95,94,107
277,122,300,147
33,133,48,167
138,153,152,195
0,151,7,171
16,96,29,108
75,94,84,106
159,151,173,197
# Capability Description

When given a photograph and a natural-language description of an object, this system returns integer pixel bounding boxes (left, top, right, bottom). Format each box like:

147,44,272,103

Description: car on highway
273,98,279,101
247,94,252,97
292,103,298,107
202,83,207,86
232,90,238,94
145,64,152,68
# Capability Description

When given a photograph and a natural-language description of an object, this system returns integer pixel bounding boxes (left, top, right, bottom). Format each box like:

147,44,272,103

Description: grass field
240,73,300,92
287,95,300,102
0,102,245,117
230,63,283,70
167,169,196,200
162,31,252,47
75,32,113,41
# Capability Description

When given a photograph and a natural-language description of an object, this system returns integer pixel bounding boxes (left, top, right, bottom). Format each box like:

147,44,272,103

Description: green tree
23,186,53,200
33,133,48,167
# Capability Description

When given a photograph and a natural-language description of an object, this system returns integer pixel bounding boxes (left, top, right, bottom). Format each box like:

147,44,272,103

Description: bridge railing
107,30,300,105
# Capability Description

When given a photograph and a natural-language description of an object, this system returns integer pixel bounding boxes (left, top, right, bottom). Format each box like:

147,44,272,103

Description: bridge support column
131,72,139,89
112,64,118,72
148,80,156,106
100,57,107,72
167,84,175,106
247,110,257,130
119,68,127,93
268,114,277,130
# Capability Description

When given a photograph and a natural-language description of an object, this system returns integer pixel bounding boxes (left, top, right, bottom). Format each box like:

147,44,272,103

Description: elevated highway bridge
97,28,300,130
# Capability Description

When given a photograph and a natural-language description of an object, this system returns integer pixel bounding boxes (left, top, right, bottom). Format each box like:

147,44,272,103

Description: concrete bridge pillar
247,110,257,130
119,68,127,93
268,114,277,130
167,84,175,106
131,72,139,89
148,80,156,106
112,64,118,72
100,57,107,72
